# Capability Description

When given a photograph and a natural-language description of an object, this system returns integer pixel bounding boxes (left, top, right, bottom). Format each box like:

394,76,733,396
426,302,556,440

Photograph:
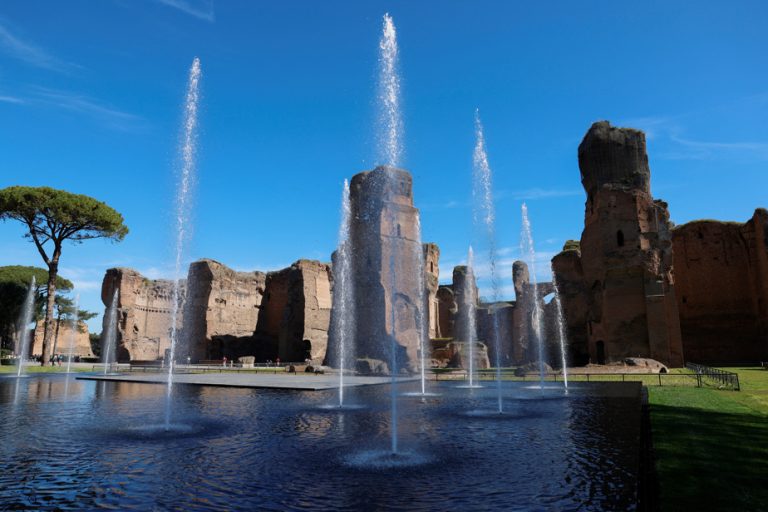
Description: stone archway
596,340,606,365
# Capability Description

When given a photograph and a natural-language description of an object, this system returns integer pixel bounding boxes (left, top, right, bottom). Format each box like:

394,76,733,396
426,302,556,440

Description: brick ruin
101,259,331,363
32,320,93,359
552,121,685,367
99,122,767,369
340,167,440,371
435,121,766,369
672,209,768,364
550,121,766,367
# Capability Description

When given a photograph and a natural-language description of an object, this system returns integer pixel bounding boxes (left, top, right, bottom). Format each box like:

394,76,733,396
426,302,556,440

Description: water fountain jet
64,294,79,374
520,203,547,387
332,179,355,408
101,289,119,375
165,56,202,431
15,276,36,378
471,111,504,412
456,247,483,390
551,273,570,390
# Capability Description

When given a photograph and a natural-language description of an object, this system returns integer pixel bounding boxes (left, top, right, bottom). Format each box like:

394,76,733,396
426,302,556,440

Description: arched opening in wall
300,339,312,361
596,340,605,365
617,230,625,247
430,261,434,273
397,224,401,237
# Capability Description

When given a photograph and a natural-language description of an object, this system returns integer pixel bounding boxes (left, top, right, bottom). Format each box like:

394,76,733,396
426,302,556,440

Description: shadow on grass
651,403,768,511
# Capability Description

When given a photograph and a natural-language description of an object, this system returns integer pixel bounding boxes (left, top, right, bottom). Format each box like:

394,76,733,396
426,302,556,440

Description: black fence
432,366,741,390
685,363,741,391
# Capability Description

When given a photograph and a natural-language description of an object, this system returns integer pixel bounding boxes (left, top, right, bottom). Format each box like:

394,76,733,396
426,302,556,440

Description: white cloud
496,188,582,201
155,0,215,22
0,20,79,72
619,107,768,162
665,136,768,161
420,188,581,212
0,94,25,104
31,87,145,131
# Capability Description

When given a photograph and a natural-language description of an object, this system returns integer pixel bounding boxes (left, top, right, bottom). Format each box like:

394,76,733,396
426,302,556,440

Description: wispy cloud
0,20,79,72
31,87,145,131
619,102,768,162
419,199,466,211
0,94,25,104
421,188,581,212
665,136,768,161
156,0,215,22
497,188,582,201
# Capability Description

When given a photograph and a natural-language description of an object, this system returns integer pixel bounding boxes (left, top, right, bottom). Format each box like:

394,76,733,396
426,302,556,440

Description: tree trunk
52,314,62,357
40,254,60,366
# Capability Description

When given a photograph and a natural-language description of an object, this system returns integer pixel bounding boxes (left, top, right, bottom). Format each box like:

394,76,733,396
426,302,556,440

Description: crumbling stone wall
451,265,478,345
101,258,332,363
32,320,93,359
551,248,590,365
185,259,266,361
672,209,768,364
436,286,456,339
424,243,440,339
346,167,426,371
553,121,684,366
101,268,181,362
276,259,332,362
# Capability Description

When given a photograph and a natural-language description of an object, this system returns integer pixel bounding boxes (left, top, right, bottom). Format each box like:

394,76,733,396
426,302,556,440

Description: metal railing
93,362,309,375
685,363,740,391
431,367,740,389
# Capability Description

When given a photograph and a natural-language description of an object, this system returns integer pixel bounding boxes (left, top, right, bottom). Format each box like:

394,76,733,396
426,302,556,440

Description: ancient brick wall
185,259,266,361
32,320,93,359
577,121,684,366
672,210,768,364
101,268,181,362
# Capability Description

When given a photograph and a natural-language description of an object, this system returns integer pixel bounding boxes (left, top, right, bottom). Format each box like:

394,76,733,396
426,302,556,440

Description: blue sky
1,1,767,330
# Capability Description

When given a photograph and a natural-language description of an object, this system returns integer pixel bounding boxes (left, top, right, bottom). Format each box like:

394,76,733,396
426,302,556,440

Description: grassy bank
648,367,768,511
0,364,93,373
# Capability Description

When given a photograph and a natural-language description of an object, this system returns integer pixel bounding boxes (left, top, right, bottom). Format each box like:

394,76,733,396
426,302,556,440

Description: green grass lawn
648,367,768,511
0,364,93,373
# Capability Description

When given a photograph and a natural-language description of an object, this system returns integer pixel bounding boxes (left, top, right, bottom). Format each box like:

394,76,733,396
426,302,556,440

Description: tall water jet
464,247,478,387
376,13,403,169
520,203,546,386
551,274,569,389
166,57,202,430
471,111,504,413
412,216,430,396
377,12,408,454
101,289,119,375
64,294,80,374
15,276,36,377
332,180,356,407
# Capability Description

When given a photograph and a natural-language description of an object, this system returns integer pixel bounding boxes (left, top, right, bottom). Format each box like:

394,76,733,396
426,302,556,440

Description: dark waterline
0,375,641,511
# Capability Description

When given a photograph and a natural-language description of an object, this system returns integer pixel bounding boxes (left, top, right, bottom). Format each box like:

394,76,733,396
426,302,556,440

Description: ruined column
578,121,684,366
347,166,424,372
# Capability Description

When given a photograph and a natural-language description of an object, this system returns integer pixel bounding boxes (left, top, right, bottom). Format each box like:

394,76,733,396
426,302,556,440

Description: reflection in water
0,376,641,511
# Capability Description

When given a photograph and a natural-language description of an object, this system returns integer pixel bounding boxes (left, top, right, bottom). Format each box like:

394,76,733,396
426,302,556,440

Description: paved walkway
77,372,414,391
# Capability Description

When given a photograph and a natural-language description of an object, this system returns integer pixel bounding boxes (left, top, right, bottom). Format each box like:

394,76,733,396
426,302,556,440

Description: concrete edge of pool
77,372,420,390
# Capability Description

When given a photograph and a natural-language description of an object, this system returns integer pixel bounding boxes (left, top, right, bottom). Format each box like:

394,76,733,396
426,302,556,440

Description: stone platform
77,372,414,391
